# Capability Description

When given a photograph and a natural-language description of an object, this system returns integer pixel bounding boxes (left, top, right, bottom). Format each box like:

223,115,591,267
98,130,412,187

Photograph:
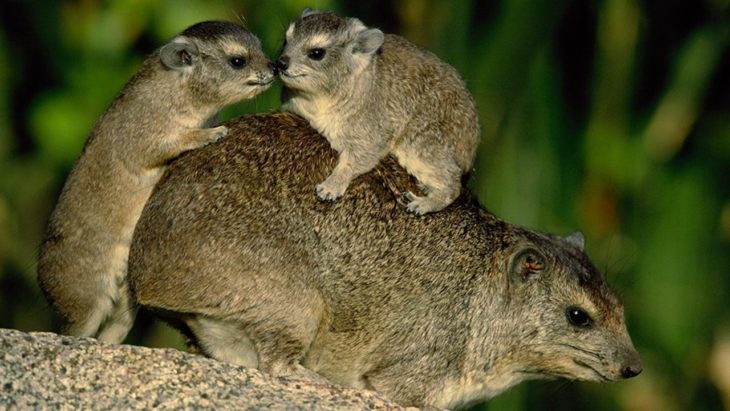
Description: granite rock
0,328,407,410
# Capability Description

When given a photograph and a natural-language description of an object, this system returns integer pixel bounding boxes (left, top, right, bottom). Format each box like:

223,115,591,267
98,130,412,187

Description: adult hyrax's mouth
572,358,613,382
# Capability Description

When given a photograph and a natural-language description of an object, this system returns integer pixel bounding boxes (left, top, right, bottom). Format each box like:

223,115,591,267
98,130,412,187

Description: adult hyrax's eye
307,48,325,60
229,56,247,68
566,306,593,328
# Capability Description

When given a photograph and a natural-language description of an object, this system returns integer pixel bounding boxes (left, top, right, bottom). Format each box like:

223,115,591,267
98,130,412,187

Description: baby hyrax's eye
307,48,326,60
566,306,593,328
229,56,247,69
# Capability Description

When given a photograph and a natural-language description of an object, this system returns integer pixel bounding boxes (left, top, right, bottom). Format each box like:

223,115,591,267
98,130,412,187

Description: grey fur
565,232,586,251
128,113,641,409
278,10,480,215
37,21,275,344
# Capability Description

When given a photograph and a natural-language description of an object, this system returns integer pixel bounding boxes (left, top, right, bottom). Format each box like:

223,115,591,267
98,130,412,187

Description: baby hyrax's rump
37,21,275,344
277,9,480,215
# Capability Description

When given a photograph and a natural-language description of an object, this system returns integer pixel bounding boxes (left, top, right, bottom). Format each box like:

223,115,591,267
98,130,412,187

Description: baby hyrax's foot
404,191,450,216
204,125,229,145
316,174,350,202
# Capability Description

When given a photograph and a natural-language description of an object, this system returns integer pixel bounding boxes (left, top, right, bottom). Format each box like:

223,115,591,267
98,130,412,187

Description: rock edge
0,328,406,410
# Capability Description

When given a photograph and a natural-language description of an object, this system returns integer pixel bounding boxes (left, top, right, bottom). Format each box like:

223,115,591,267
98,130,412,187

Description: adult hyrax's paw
404,191,445,216
315,177,348,202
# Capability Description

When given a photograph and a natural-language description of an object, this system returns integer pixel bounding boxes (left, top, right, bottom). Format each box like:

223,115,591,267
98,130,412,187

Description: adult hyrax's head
276,8,384,94
159,21,275,106
500,230,642,383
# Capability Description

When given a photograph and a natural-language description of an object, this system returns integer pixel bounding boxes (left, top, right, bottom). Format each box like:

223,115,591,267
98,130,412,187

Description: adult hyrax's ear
160,37,199,71
353,28,384,55
564,232,585,251
509,247,547,282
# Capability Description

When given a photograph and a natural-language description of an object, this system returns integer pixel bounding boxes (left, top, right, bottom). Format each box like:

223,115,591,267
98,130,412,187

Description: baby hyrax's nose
276,56,290,71
268,62,278,76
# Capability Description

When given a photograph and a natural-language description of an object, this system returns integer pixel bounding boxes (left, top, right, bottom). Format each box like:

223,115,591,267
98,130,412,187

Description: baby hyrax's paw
404,191,446,216
316,176,349,202
207,125,229,143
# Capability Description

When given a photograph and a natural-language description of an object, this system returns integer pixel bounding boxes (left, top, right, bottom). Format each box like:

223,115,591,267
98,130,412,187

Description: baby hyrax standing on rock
278,9,479,215
37,21,275,344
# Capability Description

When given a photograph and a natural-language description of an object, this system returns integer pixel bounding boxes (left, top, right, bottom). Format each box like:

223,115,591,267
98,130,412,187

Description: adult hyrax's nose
268,62,278,76
621,365,642,378
276,56,289,71
620,348,643,379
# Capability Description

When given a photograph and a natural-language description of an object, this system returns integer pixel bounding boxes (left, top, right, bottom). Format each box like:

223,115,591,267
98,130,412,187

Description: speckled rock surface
0,328,406,410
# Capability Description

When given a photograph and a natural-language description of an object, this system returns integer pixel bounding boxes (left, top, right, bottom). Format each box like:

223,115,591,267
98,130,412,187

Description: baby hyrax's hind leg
62,270,137,344
96,279,138,343
404,182,460,216
401,158,462,216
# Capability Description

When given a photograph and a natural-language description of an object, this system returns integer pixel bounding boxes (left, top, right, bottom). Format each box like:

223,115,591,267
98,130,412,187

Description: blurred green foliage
1,0,728,410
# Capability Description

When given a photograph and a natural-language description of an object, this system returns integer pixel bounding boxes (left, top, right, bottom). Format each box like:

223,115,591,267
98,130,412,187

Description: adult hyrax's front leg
316,147,383,202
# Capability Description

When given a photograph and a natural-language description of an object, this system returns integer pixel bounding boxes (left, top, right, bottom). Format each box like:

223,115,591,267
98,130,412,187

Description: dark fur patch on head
295,12,348,35
516,229,620,316
181,21,258,45
555,242,620,316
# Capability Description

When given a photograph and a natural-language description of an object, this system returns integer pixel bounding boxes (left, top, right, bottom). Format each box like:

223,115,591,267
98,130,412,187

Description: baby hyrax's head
159,21,275,106
276,9,384,95
502,231,642,383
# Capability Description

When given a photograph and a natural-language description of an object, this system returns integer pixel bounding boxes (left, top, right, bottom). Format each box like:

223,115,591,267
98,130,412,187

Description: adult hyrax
128,113,642,409
37,21,275,344
277,9,479,215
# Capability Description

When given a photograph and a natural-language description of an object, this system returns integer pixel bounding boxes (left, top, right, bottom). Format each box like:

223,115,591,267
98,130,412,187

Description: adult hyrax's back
129,113,641,409
278,9,479,215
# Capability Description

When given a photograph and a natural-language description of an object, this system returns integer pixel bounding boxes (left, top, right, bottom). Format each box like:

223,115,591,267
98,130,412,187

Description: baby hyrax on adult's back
37,21,275,344
278,9,479,215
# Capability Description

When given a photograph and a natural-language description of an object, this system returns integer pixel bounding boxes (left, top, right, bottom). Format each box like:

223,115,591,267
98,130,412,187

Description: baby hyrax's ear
160,37,200,71
301,7,319,18
353,28,384,55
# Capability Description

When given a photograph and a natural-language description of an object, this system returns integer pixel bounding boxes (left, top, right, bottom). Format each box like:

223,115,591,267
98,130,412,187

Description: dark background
0,0,728,410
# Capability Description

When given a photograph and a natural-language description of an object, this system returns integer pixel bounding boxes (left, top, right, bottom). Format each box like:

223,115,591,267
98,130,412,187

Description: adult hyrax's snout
618,345,643,379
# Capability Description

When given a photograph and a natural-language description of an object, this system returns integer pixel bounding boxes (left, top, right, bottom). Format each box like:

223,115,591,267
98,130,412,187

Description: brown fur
279,10,480,215
128,113,641,409
38,21,274,344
